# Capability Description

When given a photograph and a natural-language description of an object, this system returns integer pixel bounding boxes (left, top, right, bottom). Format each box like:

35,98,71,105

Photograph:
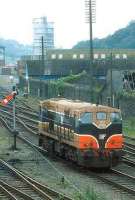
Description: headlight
99,134,106,140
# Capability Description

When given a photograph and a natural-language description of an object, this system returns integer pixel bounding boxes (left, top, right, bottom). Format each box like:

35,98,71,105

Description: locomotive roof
40,98,120,116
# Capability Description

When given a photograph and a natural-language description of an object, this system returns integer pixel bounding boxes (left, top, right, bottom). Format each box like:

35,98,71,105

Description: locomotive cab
74,109,123,167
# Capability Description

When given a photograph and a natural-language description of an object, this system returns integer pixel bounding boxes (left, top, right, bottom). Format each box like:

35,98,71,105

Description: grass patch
74,187,106,200
123,117,135,137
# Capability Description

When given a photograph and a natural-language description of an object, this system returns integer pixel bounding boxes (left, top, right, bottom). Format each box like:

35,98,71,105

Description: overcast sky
0,0,135,48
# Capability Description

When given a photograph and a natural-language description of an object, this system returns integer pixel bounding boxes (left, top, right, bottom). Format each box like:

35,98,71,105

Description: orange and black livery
38,98,124,168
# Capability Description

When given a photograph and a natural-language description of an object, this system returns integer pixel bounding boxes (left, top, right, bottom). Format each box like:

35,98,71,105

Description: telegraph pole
85,0,96,72
13,97,18,150
39,36,45,97
12,86,16,131
85,0,96,102
110,52,113,106
41,36,45,70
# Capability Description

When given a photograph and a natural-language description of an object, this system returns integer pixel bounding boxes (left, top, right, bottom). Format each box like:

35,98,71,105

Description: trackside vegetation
123,118,135,137
51,71,104,101
74,187,106,200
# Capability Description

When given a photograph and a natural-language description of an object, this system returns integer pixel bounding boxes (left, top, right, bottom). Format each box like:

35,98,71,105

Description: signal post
12,86,19,150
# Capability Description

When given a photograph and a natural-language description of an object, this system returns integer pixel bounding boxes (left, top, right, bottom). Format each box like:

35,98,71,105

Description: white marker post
25,64,30,95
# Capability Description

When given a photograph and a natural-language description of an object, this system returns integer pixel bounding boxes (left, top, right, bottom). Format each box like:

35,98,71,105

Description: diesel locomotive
38,98,124,168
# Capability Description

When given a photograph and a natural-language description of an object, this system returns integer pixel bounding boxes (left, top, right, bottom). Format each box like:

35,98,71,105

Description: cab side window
63,115,75,128
110,112,122,123
55,113,64,125
80,112,93,124
41,108,48,122
55,113,61,124
63,114,70,125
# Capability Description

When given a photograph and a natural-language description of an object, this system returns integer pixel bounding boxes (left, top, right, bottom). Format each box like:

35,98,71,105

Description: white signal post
26,74,30,94
25,64,30,95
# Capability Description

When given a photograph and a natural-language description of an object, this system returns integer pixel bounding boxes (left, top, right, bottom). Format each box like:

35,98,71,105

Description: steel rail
0,159,54,200
123,149,135,157
0,180,35,200
12,166,73,200
122,157,135,167
0,184,18,200
0,112,38,131
0,108,38,125
124,142,135,150
90,169,135,196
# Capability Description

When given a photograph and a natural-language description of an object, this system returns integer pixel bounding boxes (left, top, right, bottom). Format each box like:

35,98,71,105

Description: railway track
0,159,72,200
0,103,38,120
0,106,42,146
122,157,135,168
124,143,135,157
0,107,38,129
91,168,135,196
122,136,135,165
125,135,135,142
0,159,53,200
16,98,38,113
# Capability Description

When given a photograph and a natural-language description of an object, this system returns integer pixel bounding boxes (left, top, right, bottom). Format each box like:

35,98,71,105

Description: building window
123,54,127,59
115,54,120,59
51,54,56,59
94,54,99,59
101,54,106,59
80,54,84,59
58,54,63,59
73,54,77,59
